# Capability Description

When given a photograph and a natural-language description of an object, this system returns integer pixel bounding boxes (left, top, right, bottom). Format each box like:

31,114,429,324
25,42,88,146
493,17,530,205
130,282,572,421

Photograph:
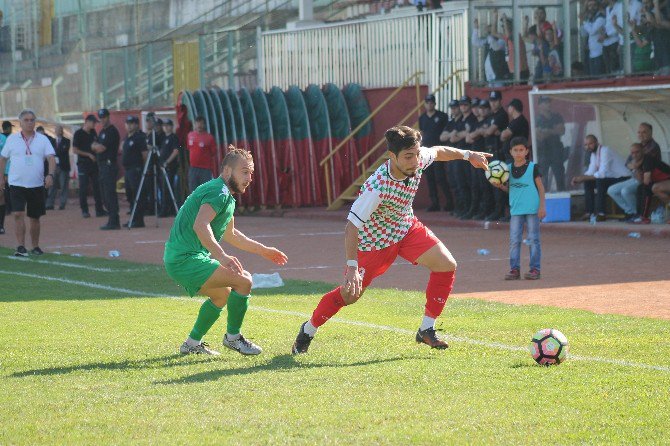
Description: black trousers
124,166,145,222
451,159,471,211
78,165,104,214
538,147,566,192
424,161,453,209
99,162,119,224
583,176,629,214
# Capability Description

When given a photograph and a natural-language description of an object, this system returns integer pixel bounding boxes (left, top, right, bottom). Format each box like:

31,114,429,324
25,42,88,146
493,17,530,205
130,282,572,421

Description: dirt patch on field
2,199,668,319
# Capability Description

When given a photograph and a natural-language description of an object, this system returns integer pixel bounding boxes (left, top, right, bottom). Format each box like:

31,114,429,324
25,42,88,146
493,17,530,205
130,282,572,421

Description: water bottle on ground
589,214,596,225
627,232,641,239
109,250,120,258
477,249,490,256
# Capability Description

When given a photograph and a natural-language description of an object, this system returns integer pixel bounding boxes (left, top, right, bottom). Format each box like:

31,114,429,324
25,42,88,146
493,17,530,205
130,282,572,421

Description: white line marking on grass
6,256,159,273
2,269,669,374
45,243,98,249
0,270,166,297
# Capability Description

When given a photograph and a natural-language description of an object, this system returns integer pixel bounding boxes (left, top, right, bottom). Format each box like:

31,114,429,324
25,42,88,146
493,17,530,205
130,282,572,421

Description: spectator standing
581,0,607,76
603,0,624,74
524,7,557,81
535,96,566,191
158,119,181,217
494,137,546,281
420,94,452,212
649,0,670,74
498,14,529,80
122,116,148,228
625,12,655,72
607,143,644,220
45,125,71,211
572,135,630,221
73,115,106,219
92,109,121,230
0,120,12,227
186,116,216,193
472,12,510,86
0,109,56,256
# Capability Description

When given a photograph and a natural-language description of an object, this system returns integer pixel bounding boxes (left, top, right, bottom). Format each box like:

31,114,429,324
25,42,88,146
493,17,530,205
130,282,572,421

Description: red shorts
356,218,440,288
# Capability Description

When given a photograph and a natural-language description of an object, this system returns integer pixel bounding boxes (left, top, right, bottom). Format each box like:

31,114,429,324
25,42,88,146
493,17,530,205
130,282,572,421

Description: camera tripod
127,145,179,229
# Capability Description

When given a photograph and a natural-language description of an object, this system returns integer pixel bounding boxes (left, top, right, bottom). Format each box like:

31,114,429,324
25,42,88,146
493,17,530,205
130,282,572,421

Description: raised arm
432,145,492,169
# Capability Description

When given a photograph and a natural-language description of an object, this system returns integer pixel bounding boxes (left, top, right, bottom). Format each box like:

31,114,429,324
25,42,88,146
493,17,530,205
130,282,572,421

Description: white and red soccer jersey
347,147,436,251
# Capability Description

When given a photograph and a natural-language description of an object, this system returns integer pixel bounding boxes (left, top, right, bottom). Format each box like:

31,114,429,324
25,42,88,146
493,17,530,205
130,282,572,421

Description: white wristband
462,150,471,160
346,260,358,268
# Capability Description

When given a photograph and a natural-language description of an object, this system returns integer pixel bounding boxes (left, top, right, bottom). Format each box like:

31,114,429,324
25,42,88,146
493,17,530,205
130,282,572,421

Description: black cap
85,114,99,123
489,91,502,100
448,99,459,107
36,126,45,132
97,108,110,118
479,99,491,108
459,95,471,105
2,120,13,129
425,94,436,102
471,98,480,107
126,115,139,124
508,98,523,112
163,118,174,126
156,118,164,126
145,112,156,122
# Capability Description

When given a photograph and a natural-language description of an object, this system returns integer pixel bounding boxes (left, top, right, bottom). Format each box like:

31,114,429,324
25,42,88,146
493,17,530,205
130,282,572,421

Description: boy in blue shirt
494,137,546,280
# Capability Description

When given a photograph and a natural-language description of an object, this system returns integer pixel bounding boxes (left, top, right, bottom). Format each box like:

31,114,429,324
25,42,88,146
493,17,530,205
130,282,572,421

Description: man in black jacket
158,119,181,217
73,115,106,219
45,125,71,210
92,108,121,230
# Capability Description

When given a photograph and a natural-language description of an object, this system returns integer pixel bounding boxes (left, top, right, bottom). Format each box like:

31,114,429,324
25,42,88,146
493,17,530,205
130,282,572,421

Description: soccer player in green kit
164,147,288,356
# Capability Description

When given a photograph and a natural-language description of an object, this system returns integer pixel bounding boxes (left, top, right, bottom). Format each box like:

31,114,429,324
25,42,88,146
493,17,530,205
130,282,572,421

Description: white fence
260,6,469,110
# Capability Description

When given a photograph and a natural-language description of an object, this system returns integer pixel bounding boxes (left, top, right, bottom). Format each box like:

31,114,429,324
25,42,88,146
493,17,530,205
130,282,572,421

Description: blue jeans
509,214,541,271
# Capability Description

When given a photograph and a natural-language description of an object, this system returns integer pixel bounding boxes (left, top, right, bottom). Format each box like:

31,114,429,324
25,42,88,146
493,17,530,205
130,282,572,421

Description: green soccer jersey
164,177,235,261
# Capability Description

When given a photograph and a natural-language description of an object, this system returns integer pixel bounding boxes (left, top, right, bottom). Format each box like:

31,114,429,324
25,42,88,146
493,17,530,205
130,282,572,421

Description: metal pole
147,43,153,105
622,0,631,75
101,51,108,106
563,0,572,78
124,47,130,107
33,0,39,69
199,34,206,88
227,32,234,89
257,26,264,91
513,0,521,82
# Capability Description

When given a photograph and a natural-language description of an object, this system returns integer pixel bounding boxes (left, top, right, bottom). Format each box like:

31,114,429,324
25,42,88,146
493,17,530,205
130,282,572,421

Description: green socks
226,290,250,335
188,299,222,341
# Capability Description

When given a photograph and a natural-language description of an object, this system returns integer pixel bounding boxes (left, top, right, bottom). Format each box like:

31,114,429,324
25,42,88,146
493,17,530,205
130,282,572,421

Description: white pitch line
1,268,668,374
45,243,98,249
6,256,159,273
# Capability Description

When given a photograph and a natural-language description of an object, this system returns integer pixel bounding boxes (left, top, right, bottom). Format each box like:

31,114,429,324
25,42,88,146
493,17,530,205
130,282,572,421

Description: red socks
425,271,455,318
310,287,346,327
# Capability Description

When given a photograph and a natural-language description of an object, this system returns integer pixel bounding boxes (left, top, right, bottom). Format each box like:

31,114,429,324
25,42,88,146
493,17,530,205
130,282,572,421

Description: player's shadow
154,353,418,385
8,354,212,378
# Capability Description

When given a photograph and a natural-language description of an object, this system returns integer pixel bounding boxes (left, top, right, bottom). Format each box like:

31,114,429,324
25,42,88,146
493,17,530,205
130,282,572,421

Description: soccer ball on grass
529,328,569,366
485,160,509,185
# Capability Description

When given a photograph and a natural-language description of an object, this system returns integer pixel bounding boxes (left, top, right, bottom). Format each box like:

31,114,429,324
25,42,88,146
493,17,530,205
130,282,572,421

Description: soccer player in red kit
292,125,491,354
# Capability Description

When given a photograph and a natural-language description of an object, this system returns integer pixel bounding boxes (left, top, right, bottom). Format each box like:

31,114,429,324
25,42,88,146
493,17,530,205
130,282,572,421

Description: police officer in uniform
448,96,478,218
92,109,121,230
419,94,453,212
122,116,148,228
158,118,181,217
482,90,509,221
72,115,106,219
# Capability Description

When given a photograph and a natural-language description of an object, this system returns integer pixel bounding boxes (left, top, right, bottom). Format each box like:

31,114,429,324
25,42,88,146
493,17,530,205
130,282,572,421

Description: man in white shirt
0,109,56,256
580,0,606,76
603,0,623,74
571,134,630,221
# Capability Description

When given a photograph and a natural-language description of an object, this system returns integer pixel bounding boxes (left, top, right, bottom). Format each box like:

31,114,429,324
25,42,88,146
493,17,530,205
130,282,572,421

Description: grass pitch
1,248,669,445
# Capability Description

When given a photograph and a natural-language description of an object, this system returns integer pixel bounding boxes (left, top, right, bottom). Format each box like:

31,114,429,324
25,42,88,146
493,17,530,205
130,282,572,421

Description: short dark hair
222,145,253,169
384,125,421,156
509,136,528,149
195,116,206,123
640,122,653,133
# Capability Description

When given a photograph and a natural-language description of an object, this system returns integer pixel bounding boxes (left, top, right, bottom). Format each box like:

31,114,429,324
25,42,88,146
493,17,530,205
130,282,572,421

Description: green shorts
164,250,220,297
